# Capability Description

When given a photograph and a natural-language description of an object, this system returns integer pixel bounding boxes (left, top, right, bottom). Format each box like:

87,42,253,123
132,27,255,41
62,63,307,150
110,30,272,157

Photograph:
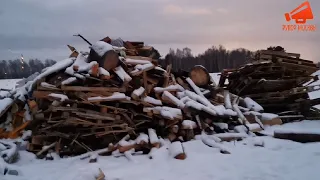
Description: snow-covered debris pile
219,47,320,121
0,140,19,164
0,36,283,160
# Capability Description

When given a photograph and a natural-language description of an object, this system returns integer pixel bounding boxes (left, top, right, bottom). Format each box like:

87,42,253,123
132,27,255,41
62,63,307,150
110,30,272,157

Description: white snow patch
214,133,248,139
131,63,154,74
169,141,184,158
145,106,182,120
155,66,166,72
22,130,32,140
182,120,197,129
0,91,10,98
243,97,264,112
261,120,320,136
213,123,228,130
0,98,13,115
148,128,160,144
4,120,320,180
88,92,130,101
132,87,145,97
61,77,77,85
162,91,185,108
142,96,162,105
40,82,56,88
114,66,132,82
154,84,184,93
234,123,261,133
261,113,279,121
186,77,204,97
34,58,75,88
135,133,149,144
185,99,217,116
0,79,22,91
224,90,232,109
124,58,152,65
48,93,69,102
91,41,114,57
98,67,110,77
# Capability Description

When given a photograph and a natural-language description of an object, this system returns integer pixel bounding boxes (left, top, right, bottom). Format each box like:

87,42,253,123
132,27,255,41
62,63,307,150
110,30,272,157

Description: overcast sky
0,0,319,61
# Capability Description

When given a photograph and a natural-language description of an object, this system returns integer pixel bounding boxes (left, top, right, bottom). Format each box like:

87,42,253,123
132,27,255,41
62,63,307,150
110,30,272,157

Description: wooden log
130,64,155,76
28,100,38,114
126,56,153,62
61,86,126,92
12,110,25,128
67,45,79,58
224,90,232,109
189,65,210,87
131,86,145,100
233,104,248,124
163,64,172,87
6,121,30,139
274,130,320,143
72,111,117,121
101,50,119,71
36,142,56,158
176,77,189,90
161,91,185,108
259,49,300,58
261,117,283,126
118,143,137,153
90,63,99,77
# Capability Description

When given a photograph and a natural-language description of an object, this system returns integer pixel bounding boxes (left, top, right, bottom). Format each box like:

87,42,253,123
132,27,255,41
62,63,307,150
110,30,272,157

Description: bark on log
101,50,119,71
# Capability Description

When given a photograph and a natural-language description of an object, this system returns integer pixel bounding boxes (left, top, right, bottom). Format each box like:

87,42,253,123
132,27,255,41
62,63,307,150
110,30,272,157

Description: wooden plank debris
1,39,317,161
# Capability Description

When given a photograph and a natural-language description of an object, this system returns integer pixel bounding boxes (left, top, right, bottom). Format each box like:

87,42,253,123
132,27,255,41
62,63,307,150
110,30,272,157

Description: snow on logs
4,36,281,160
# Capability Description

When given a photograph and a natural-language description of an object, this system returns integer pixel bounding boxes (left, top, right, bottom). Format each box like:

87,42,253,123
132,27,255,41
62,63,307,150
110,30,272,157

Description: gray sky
0,0,319,61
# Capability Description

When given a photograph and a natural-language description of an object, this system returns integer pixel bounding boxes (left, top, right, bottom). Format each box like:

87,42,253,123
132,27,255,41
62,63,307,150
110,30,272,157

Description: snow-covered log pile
0,36,282,159
219,47,320,120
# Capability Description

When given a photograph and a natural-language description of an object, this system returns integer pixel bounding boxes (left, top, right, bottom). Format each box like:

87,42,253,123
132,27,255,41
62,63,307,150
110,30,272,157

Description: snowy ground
0,79,22,98
0,79,22,90
2,120,320,180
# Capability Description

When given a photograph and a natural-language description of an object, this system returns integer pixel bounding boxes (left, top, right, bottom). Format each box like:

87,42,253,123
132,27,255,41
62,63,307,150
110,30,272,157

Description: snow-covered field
1,120,320,180
0,79,22,90
0,79,22,98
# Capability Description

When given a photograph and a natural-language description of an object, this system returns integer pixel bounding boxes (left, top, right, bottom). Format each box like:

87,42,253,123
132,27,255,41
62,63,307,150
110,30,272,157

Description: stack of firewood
1,37,281,159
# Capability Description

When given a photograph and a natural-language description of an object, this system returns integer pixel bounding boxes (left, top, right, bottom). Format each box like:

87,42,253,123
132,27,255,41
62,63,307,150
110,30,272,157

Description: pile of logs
219,48,320,120
0,36,278,159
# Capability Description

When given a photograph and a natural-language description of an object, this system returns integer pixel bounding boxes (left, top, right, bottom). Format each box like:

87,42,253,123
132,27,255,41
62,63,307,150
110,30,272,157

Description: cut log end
189,65,210,87
102,51,119,71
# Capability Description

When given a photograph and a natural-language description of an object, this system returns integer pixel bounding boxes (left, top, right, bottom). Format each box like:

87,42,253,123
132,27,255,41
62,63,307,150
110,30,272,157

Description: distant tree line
0,45,273,79
159,45,253,73
0,59,56,79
